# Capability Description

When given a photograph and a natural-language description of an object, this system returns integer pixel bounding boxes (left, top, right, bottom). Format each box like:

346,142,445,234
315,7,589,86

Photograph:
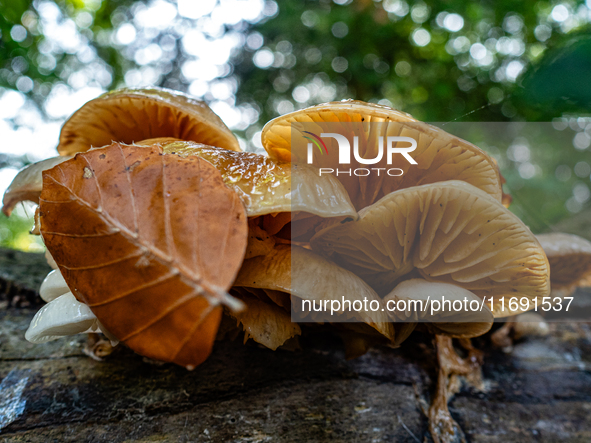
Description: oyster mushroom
491,233,589,350
39,269,70,302
156,140,358,242
26,268,118,346
25,292,102,344
311,180,550,317
227,287,301,351
262,100,506,210
157,140,357,219
2,156,72,216
2,141,357,243
232,245,400,348
512,312,550,340
57,87,240,155
537,232,591,294
383,279,493,338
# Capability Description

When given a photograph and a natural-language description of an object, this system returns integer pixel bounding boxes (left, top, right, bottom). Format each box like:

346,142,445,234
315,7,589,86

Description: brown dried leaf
39,143,248,368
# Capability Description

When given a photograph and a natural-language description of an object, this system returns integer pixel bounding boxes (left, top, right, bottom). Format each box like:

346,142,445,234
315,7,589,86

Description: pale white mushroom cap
513,312,550,340
2,155,71,215
25,292,101,344
39,269,70,302
29,269,120,345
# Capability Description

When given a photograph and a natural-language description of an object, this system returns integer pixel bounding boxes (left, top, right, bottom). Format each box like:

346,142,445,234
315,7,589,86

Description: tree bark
1,248,590,442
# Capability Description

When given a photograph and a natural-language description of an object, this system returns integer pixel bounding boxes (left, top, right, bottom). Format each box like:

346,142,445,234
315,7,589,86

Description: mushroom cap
383,279,493,338
512,312,550,340
39,269,69,302
2,156,71,215
536,232,591,289
25,292,100,344
11,141,357,221
262,100,504,210
158,140,357,218
57,87,240,156
228,287,301,351
233,244,397,342
311,180,550,317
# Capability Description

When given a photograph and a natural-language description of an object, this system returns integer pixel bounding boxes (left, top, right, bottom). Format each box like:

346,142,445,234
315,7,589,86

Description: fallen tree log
0,248,590,442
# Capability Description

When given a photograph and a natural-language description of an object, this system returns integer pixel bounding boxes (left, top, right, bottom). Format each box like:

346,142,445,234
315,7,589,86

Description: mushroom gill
57,87,240,155
537,232,591,292
311,180,550,317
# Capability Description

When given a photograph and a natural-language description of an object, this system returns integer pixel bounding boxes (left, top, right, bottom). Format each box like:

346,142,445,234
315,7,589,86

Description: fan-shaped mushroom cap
25,292,101,343
262,100,504,210
2,156,71,215
536,233,591,289
57,87,240,155
2,141,357,225
311,181,550,317
233,244,397,342
39,269,69,302
383,279,493,338
228,287,301,351
158,140,357,218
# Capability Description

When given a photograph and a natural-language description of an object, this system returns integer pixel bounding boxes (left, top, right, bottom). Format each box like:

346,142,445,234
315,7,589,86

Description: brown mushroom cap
226,287,301,351
262,100,504,210
383,279,493,338
157,140,357,218
311,180,550,317
233,244,397,342
537,233,591,289
512,312,549,340
2,141,357,224
57,87,240,155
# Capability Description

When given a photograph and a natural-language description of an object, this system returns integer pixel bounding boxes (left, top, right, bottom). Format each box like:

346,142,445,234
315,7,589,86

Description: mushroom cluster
3,88,569,443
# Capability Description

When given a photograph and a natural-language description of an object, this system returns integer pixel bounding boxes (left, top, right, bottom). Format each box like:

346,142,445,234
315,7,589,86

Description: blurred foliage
232,0,591,123
442,121,591,234
518,34,591,115
0,207,44,252
0,0,590,251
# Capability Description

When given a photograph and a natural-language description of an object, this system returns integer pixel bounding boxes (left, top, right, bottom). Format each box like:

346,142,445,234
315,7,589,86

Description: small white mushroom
28,268,120,346
2,155,71,215
25,292,101,344
39,269,70,302
44,249,59,270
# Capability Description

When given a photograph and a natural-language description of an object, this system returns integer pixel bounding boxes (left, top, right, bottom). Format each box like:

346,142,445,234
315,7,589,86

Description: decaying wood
0,249,51,308
1,248,591,442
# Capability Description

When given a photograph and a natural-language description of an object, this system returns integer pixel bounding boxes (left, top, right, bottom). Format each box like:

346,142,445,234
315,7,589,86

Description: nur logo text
304,132,418,177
